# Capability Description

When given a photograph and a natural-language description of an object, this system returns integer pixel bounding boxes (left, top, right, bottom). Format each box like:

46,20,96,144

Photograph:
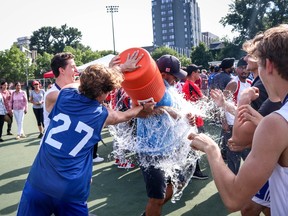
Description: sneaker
16,135,20,140
192,170,208,180
7,132,13,135
117,161,135,169
0,138,4,142
20,134,26,138
93,156,104,163
38,133,43,138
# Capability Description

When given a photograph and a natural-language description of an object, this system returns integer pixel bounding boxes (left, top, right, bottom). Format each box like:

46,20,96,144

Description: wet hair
50,52,75,78
79,64,123,99
252,24,288,80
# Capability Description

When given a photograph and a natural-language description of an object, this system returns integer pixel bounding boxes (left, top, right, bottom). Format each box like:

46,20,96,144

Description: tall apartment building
151,0,201,56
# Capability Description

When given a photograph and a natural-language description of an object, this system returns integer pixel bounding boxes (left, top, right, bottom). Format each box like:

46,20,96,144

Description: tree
0,45,30,83
190,43,213,69
151,46,191,67
34,52,53,78
30,25,82,55
220,0,288,41
151,46,179,61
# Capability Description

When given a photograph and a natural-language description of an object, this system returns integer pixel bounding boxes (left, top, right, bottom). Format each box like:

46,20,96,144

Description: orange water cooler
119,47,165,105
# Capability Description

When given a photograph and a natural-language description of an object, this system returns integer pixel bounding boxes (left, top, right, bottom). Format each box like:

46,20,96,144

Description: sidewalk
0,104,241,216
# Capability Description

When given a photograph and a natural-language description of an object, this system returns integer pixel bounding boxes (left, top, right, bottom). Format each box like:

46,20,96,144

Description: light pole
106,5,119,54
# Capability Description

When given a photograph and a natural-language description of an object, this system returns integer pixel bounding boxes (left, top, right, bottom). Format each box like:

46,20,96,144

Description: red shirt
182,80,204,127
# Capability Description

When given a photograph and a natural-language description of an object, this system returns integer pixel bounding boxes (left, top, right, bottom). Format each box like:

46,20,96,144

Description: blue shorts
141,165,170,199
17,181,89,216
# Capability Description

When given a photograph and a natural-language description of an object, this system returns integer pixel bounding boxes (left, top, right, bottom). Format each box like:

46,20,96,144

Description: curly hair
252,24,288,80
79,64,124,99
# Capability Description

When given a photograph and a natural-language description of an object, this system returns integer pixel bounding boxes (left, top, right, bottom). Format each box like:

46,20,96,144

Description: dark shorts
140,165,170,199
17,181,88,216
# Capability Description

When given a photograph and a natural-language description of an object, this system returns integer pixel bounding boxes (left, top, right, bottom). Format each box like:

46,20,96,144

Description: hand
237,104,263,126
227,138,251,152
186,112,196,126
142,101,156,112
210,89,225,107
188,132,218,153
109,55,121,68
238,87,259,106
120,50,144,72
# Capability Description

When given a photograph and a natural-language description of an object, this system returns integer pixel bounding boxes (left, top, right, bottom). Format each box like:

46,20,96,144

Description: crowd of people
0,24,287,216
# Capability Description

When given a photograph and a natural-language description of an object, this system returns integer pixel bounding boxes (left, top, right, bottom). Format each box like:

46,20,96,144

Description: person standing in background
0,93,7,142
0,81,13,135
12,82,28,140
29,80,45,138
182,64,208,180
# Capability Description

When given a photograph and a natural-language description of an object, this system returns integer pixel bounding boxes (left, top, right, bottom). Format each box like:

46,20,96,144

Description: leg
7,114,13,135
141,165,170,216
17,181,54,216
13,110,21,137
0,115,5,141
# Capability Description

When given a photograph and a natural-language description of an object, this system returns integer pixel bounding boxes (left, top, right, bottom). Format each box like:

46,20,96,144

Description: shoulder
46,90,59,102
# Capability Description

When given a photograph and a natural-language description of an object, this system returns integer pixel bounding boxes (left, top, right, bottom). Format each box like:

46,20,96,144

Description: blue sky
0,0,236,52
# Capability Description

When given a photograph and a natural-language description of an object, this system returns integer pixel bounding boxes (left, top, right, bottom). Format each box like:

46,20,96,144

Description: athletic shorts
252,181,270,208
17,181,89,216
141,165,170,199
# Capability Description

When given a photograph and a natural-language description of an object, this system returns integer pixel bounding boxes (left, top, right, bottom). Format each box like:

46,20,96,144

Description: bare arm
231,87,260,147
104,101,155,126
189,113,286,212
45,91,60,114
210,89,237,115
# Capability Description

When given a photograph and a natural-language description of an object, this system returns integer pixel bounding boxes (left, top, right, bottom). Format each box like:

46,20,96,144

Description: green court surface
0,104,243,216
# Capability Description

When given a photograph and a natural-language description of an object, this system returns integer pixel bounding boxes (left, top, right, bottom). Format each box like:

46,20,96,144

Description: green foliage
220,0,288,41
0,45,30,83
151,46,179,61
190,43,213,69
30,24,82,55
34,52,53,78
151,46,191,68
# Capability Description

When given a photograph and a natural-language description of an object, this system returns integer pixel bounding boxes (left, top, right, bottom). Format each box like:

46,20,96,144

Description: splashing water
108,86,224,202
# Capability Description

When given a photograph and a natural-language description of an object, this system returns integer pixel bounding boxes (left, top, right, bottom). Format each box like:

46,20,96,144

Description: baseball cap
156,55,187,80
186,64,202,75
32,80,40,85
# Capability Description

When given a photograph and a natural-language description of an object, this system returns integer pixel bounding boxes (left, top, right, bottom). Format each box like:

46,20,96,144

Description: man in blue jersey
189,24,288,215
17,57,155,215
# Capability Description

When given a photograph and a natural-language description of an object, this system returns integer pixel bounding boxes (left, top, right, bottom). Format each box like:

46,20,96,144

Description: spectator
0,92,7,142
182,64,208,180
29,80,45,138
0,81,13,135
12,82,28,140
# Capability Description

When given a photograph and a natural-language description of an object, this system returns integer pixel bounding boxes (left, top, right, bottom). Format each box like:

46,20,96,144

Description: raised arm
189,113,284,212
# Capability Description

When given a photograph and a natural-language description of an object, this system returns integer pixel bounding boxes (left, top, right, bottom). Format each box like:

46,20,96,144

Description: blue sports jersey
28,88,108,202
137,80,175,155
